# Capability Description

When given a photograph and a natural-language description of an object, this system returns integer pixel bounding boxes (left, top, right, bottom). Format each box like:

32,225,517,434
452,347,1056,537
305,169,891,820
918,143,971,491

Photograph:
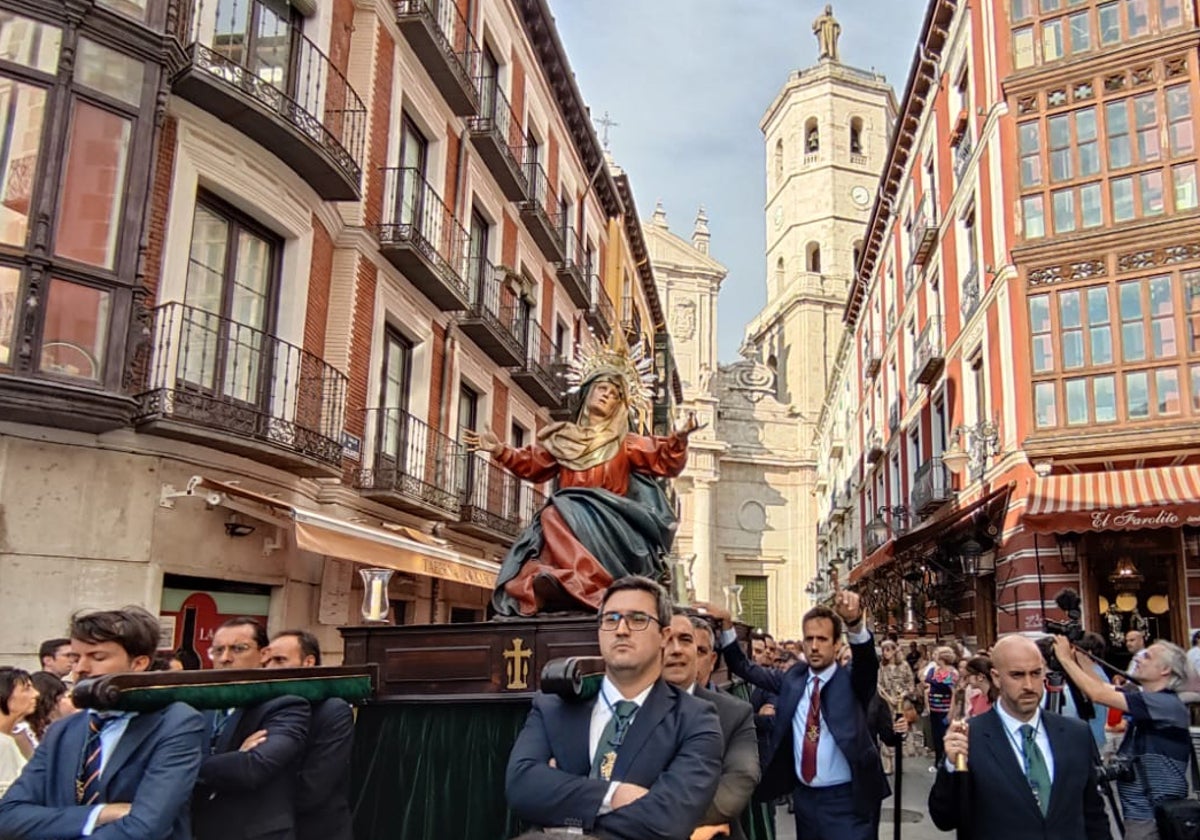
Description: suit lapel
1043,712,1071,818
215,708,246,753
99,713,156,794
978,709,1042,817
612,681,671,778
58,713,90,804
560,698,596,775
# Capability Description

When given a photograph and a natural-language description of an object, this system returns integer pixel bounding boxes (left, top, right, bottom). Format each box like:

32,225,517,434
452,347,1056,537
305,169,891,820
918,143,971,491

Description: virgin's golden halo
564,335,658,428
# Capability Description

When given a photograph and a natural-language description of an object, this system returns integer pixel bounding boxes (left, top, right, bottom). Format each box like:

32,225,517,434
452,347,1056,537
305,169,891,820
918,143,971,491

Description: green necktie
1020,723,1052,816
590,700,638,780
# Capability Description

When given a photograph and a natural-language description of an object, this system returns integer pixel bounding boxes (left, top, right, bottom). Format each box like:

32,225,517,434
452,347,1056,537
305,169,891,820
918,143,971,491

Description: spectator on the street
25,672,75,743
962,655,996,718
192,618,311,840
0,607,206,840
265,630,353,840
0,667,37,792
877,641,914,774
506,576,723,840
1124,630,1146,675
37,638,76,682
662,613,759,840
905,641,921,675
925,647,958,769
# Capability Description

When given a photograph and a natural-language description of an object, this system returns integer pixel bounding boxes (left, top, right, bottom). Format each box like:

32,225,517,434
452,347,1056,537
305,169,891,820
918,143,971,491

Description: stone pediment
644,223,728,276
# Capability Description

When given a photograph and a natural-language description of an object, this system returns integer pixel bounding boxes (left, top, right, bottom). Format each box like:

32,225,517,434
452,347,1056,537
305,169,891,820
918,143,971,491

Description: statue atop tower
812,4,841,62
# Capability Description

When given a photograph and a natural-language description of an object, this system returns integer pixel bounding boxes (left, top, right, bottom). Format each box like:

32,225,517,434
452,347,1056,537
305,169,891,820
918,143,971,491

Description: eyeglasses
208,644,257,659
598,611,661,631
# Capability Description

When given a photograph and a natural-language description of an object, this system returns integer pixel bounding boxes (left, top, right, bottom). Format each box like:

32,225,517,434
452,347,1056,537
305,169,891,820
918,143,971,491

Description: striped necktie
77,715,118,805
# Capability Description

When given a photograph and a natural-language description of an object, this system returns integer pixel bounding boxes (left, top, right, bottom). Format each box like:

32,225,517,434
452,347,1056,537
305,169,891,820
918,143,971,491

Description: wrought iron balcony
865,431,885,464
838,480,853,511
555,226,589,309
467,81,527,200
911,456,954,516
395,0,479,115
622,297,642,345
378,167,470,310
954,135,973,181
865,516,889,554
457,258,525,367
829,430,845,460
135,302,347,474
173,0,365,200
584,274,614,339
911,316,945,387
455,453,545,541
519,162,565,262
960,264,981,321
511,319,562,408
355,407,464,518
864,336,881,378
888,399,901,434
910,197,938,266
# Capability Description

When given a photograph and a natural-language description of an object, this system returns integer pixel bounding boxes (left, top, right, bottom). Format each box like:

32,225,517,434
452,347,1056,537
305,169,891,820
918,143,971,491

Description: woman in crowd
877,640,915,774
0,667,39,795
25,672,75,744
925,646,958,769
962,655,997,717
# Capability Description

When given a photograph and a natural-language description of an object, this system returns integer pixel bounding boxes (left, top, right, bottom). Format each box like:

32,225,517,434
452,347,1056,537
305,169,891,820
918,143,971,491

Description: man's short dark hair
598,576,671,628
71,607,161,660
688,616,716,650
272,630,322,665
0,667,32,716
38,638,70,665
218,617,269,650
801,604,843,644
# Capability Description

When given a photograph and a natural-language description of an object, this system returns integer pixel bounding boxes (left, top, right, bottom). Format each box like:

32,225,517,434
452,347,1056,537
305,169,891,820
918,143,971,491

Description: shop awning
180,476,498,589
1024,465,1200,534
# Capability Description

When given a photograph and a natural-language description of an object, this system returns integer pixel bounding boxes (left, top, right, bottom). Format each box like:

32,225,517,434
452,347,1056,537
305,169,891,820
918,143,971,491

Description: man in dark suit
192,618,310,840
0,607,205,840
264,630,353,840
662,612,760,840
928,634,1109,840
703,591,888,840
506,576,724,840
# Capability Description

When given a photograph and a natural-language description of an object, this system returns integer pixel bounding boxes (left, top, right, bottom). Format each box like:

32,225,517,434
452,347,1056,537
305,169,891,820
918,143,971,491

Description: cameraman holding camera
1051,634,1192,840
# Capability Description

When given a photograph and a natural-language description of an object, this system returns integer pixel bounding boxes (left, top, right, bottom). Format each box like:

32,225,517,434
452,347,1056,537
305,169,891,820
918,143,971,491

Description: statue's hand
463,427,502,455
677,411,704,437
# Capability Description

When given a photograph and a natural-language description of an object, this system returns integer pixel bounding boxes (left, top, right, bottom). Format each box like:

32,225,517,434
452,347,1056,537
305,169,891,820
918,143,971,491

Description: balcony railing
174,0,366,200
355,407,464,517
865,516,889,554
864,336,881,378
519,161,565,261
556,226,589,309
910,196,938,266
395,0,480,115
960,264,980,321
467,80,527,200
458,453,545,539
954,135,973,181
584,274,615,338
911,456,954,516
136,301,346,471
865,431,885,464
511,319,562,408
378,166,470,310
911,316,945,387
458,257,525,366
903,262,916,298
888,399,900,434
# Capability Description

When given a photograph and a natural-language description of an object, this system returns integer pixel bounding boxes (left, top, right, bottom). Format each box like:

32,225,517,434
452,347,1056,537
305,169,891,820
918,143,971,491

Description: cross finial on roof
596,110,619,150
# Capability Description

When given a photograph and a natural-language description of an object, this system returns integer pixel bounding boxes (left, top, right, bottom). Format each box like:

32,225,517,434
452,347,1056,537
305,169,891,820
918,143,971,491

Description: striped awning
1024,465,1200,533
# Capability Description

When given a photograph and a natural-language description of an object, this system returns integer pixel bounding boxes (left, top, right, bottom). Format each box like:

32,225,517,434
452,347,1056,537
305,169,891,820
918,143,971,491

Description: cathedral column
692,479,713,601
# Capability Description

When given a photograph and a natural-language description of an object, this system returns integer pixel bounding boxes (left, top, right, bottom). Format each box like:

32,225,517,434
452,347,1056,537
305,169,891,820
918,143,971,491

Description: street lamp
958,538,985,575
1055,532,1081,572
943,420,1001,482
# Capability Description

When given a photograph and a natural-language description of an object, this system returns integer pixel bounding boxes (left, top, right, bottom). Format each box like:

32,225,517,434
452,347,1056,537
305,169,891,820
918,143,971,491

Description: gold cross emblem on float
503,637,533,689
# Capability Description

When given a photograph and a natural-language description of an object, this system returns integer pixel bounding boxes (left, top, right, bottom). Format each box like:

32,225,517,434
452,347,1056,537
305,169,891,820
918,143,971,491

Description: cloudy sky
548,0,927,361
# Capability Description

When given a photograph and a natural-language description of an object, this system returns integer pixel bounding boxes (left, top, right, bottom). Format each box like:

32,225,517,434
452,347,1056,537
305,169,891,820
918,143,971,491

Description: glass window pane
1041,0,1061,10
1023,195,1046,238
1099,3,1121,43
1126,371,1150,418
1119,281,1143,320
1135,96,1160,162
1161,0,1183,27
1193,365,1200,412
1033,335,1055,372
1112,177,1135,222
54,102,131,270
1014,27,1036,68
1052,189,1076,233
1019,121,1041,153
1126,0,1149,35
1087,287,1110,324
0,13,61,72
1123,323,1146,361
1030,295,1052,332
1140,170,1164,216
74,39,144,107
1035,381,1057,427
1157,368,1180,414
0,81,48,250
1080,183,1103,227
1095,375,1117,421
37,278,110,381
1069,12,1091,52
1063,331,1084,368
1013,0,1033,19
1107,102,1131,168
0,265,18,367
1091,325,1113,364
1167,86,1194,156
1042,20,1064,61
1174,163,1198,211
1060,290,1081,328
1149,276,1172,315
1065,378,1089,424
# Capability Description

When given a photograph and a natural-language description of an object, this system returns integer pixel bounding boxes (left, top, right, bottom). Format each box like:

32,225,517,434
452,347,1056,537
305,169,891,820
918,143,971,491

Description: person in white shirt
1186,631,1200,678
0,667,38,795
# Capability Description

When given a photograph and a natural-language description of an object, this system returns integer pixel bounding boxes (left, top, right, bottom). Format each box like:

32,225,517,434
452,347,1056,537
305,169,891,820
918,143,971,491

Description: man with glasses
192,618,310,840
506,576,724,840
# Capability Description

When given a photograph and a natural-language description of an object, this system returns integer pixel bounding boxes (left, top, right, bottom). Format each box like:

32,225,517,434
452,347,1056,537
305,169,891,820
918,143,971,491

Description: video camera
1043,587,1084,643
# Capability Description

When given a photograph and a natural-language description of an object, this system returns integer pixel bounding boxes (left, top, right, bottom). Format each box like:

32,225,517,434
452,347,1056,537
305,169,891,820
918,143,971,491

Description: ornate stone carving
1027,265,1064,287
671,299,696,341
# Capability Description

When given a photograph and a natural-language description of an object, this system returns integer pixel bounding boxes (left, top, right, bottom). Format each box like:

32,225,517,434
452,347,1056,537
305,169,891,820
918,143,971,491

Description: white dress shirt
993,701,1055,783
81,712,136,836
589,677,654,814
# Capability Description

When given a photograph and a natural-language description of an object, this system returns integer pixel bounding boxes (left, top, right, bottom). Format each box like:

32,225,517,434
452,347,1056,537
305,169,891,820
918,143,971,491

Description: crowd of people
0,608,353,840
2,592,1199,840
